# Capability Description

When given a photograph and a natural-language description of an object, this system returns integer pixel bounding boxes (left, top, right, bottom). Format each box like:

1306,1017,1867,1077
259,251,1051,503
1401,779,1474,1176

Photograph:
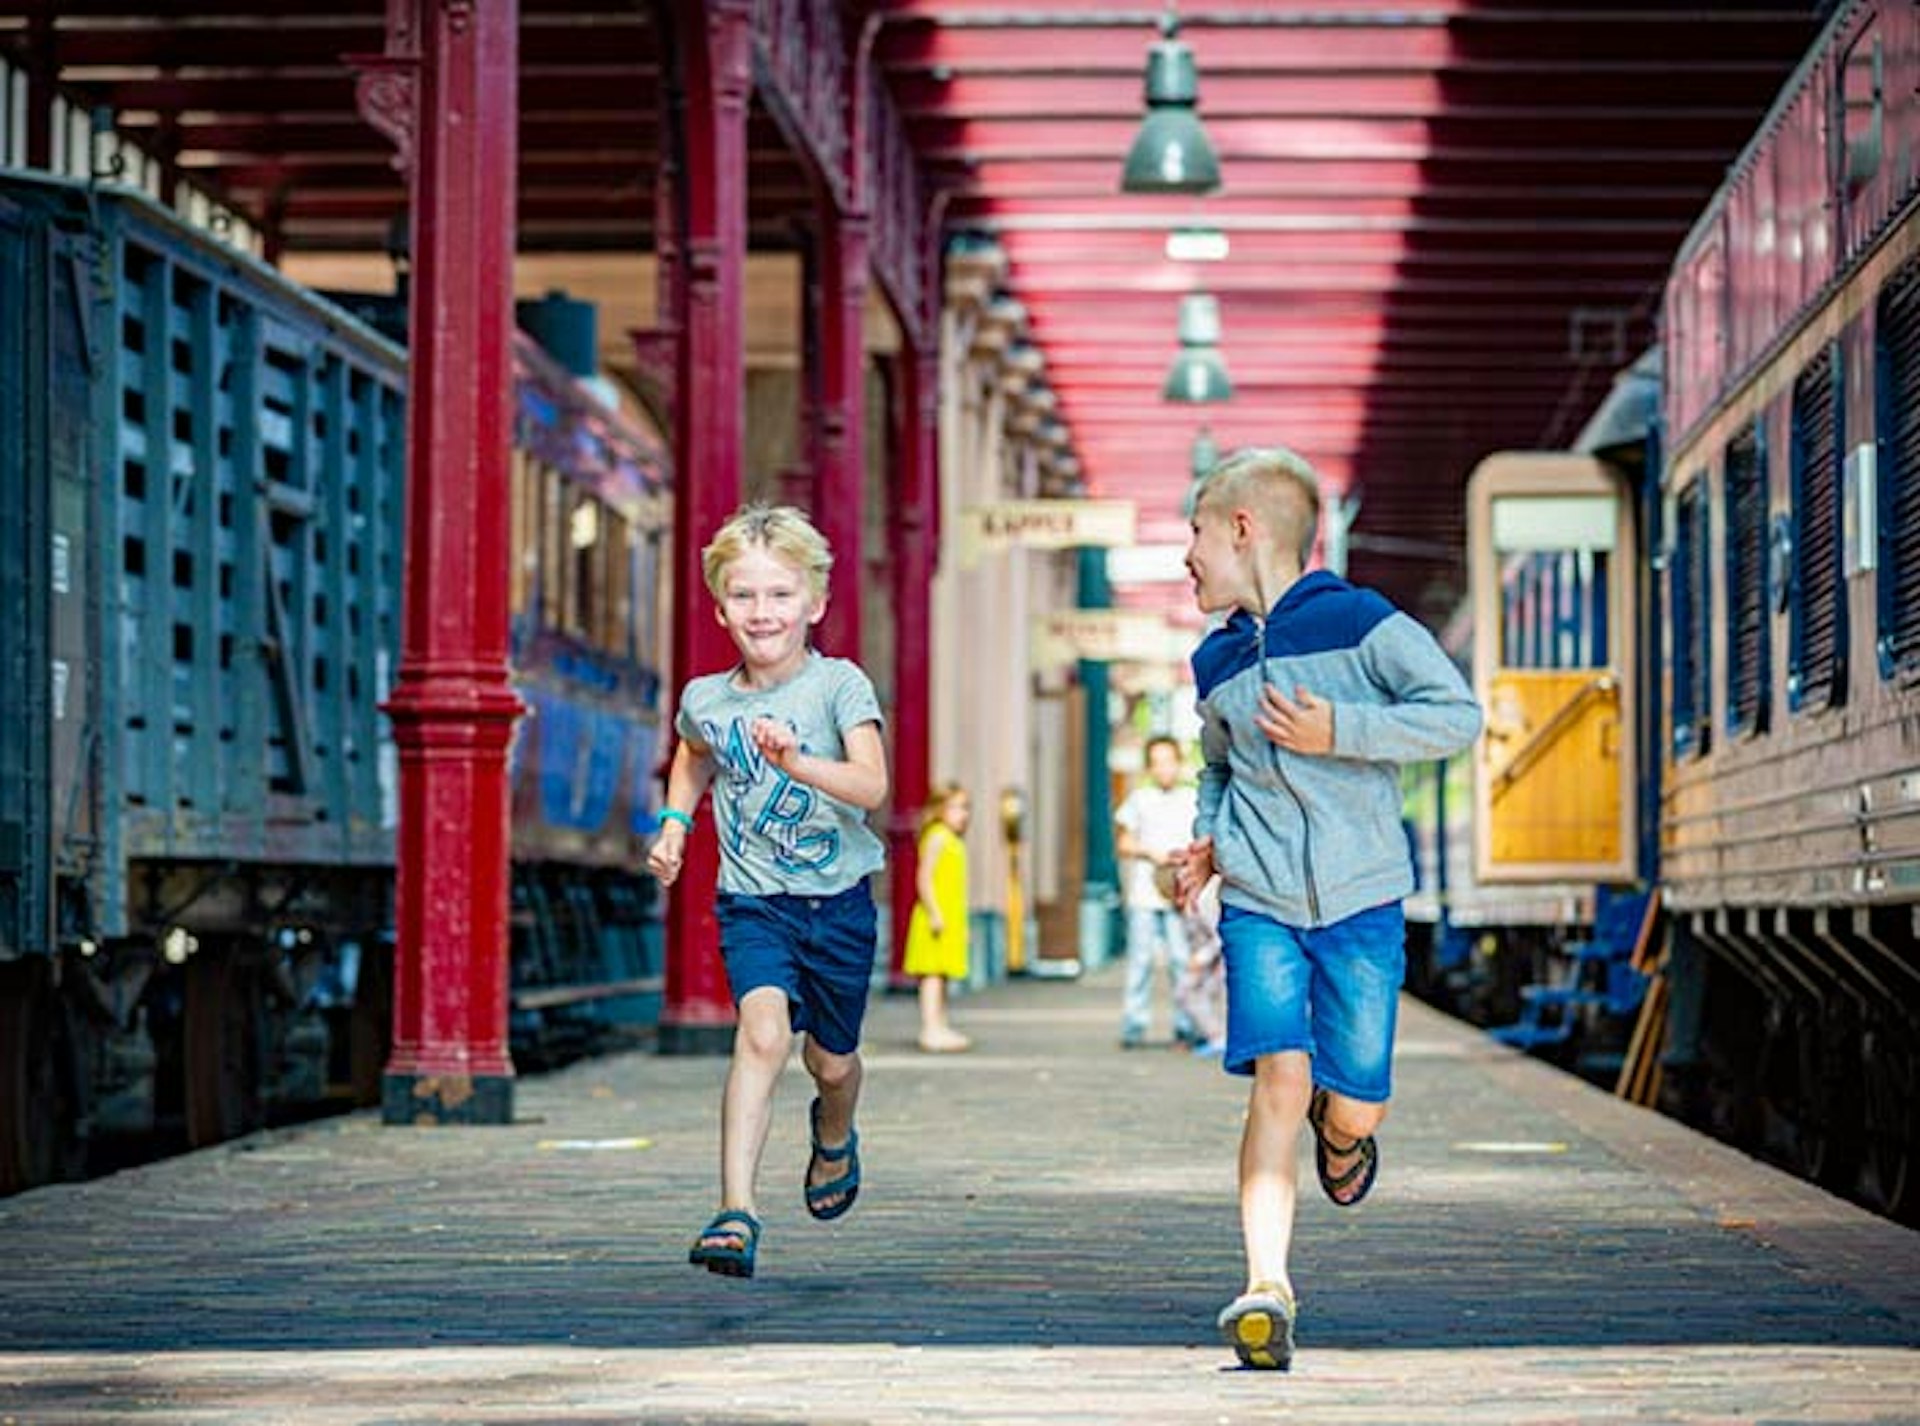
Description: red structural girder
0,0,1822,618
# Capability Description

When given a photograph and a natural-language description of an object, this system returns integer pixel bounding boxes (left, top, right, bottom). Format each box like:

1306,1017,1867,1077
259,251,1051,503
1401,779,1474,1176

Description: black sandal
1308,1088,1380,1207
804,1097,861,1221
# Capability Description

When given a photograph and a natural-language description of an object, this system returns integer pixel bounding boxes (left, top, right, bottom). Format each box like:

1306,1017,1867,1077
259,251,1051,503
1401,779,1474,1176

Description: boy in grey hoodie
1172,446,1482,1370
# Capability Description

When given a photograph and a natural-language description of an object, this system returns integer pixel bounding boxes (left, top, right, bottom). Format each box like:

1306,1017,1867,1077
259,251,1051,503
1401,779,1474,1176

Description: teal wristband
658,808,694,831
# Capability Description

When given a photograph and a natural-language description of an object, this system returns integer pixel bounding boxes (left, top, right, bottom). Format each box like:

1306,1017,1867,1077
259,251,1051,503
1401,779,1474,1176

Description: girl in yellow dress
904,782,972,1052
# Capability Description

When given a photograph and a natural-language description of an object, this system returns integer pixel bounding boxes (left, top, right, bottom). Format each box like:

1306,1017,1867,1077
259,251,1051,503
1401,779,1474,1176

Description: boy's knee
806,1045,860,1092
735,1015,792,1066
1326,1095,1388,1141
1249,1053,1313,1114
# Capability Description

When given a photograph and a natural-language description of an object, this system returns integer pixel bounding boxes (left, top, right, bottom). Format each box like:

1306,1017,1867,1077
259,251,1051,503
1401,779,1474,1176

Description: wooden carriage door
1467,454,1638,883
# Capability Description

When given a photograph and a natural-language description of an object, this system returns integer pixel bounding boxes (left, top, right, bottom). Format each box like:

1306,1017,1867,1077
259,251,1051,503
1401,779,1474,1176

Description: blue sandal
1308,1088,1380,1207
689,1209,761,1278
804,1098,861,1221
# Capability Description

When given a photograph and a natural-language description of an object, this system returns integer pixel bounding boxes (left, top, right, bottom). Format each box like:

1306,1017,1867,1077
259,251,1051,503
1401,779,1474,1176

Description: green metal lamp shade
1162,347,1233,403
1120,18,1222,195
1190,425,1221,479
1122,108,1221,194
1163,293,1232,402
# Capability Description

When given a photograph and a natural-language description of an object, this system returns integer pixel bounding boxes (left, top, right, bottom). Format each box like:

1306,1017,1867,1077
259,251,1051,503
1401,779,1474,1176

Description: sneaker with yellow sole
1216,1283,1296,1370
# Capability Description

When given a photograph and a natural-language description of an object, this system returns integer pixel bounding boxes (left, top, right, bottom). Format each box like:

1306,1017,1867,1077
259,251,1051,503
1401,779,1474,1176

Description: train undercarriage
0,860,658,1196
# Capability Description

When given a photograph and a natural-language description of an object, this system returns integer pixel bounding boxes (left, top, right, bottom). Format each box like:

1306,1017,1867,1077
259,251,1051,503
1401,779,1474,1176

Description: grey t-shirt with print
674,652,887,897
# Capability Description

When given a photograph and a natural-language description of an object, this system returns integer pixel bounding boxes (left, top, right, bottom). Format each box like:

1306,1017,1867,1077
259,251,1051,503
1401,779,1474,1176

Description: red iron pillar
814,211,868,660
658,0,753,1055
379,0,522,1123
887,346,939,979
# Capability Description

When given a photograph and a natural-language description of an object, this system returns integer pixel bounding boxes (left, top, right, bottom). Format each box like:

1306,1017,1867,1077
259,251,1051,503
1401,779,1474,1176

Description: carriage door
1467,453,1637,883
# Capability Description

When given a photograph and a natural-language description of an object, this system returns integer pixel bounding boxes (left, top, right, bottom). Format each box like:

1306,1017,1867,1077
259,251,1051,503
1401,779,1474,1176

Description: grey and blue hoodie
1193,570,1482,929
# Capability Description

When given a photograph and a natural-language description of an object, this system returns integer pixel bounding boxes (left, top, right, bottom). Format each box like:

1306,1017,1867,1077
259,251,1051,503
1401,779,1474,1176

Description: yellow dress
903,822,969,980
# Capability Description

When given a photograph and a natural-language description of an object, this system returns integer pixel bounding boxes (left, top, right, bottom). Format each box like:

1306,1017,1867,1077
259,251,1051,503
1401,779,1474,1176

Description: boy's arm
749,663,890,809
663,734,717,814
646,736,716,889
754,718,890,809
1332,613,1484,763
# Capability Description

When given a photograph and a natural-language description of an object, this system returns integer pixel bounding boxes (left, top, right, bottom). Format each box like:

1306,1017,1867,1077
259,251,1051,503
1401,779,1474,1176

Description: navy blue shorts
715,882,878,1055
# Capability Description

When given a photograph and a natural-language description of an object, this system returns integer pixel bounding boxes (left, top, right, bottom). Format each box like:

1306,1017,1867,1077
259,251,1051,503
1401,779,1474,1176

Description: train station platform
2,970,1917,1424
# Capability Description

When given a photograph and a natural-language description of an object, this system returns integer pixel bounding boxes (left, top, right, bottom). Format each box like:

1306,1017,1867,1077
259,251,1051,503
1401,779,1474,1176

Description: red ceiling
875,0,1821,620
1,0,1822,620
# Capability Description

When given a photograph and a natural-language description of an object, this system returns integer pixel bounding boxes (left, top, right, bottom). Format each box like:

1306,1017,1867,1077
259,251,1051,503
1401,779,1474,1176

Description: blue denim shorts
1217,900,1406,1099
715,882,877,1055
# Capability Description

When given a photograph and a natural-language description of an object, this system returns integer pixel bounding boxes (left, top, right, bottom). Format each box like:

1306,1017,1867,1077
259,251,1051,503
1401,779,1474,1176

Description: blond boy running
649,505,889,1280
1174,448,1481,1368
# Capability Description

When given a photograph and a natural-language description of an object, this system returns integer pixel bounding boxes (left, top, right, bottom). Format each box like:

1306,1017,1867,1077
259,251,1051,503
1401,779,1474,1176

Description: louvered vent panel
1791,347,1842,708
1882,262,1920,671
1726,426,1767,732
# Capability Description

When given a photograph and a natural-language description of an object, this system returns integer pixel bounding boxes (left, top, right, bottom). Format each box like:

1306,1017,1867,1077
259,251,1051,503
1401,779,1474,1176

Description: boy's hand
749,716,803,772
1256,684,1335,755
646,823,687,888
1170,837,1215,911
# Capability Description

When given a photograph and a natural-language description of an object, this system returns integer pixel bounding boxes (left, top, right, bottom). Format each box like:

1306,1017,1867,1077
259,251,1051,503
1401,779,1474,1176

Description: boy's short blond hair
1190,445,1321,566
701,503,833,602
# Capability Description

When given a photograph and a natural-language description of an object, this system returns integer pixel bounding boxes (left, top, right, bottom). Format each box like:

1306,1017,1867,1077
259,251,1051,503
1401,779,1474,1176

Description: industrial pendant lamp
1119,14,1221,195
1190,424,1220,480
1162,293,1233,403
1182,425,1221,517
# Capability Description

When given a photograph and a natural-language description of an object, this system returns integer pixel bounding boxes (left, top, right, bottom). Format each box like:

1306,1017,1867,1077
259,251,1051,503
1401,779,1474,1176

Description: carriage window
1492,496,1612,671
1841,24,1882,203
566,495,596,641
1724,422,1768,735
1790,346,1845,710
510,447,535,623
541,464,567,633
1878,256,1920,677
1671,479,1712,758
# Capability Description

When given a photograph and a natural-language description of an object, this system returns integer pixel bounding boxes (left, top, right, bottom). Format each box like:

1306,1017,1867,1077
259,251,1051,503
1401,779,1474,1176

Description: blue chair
1489,889,1655,1051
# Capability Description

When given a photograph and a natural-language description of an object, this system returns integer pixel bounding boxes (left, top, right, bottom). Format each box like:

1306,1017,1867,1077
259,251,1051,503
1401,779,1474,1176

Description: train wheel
1859,1016,1918,1223
1790,1003,1861,1191
347,937,392,1108
183,946,265,1150
0,961,85,1194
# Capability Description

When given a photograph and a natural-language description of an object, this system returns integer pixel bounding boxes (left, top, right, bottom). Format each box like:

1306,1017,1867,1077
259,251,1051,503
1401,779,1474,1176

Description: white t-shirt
1115,782,1199,909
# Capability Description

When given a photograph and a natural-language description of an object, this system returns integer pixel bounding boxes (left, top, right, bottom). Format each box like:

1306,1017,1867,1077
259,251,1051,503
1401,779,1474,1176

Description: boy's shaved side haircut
1192,446,1322,566
701,503,834,601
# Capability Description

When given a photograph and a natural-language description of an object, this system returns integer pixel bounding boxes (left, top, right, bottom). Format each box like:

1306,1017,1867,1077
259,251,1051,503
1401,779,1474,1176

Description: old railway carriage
1450,2,1920,1225
1656,1,1920,1216
0,172,671,1193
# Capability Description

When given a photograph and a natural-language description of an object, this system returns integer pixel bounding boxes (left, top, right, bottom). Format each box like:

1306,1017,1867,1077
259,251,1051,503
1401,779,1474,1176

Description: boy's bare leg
1240,1050,1313,1296
716,987,794,1216
801,1036,863,1211
1316,1090,1388,1185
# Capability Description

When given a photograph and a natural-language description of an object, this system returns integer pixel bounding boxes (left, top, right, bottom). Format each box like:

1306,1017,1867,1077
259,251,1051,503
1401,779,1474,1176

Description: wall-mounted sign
959,499,1137,567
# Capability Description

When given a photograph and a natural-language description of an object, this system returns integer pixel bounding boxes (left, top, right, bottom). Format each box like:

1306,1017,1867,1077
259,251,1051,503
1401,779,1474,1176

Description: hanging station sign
1029,608,1185,670
958,499,1138,567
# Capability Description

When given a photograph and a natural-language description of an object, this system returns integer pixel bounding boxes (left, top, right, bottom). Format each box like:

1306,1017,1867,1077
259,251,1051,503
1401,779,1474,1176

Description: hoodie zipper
1255,609,1323,925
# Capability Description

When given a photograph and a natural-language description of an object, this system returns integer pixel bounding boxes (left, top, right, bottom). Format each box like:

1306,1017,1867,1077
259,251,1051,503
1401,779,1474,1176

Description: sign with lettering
1030,609,1184,669
959,499,1137,566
